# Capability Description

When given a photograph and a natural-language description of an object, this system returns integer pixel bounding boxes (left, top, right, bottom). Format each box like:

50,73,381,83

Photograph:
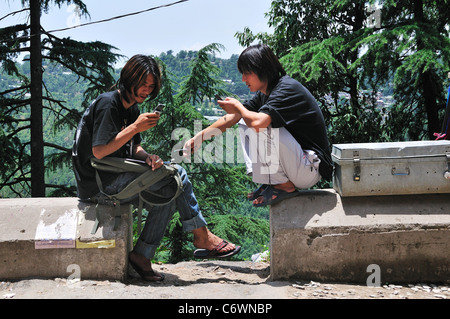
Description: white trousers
238,120,321,189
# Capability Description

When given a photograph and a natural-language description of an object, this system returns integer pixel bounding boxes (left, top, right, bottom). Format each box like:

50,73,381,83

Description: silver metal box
332,140,450,197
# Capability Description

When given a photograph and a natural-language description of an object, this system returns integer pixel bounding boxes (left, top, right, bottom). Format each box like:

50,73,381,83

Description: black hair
117,54,161,103
237,44,286,93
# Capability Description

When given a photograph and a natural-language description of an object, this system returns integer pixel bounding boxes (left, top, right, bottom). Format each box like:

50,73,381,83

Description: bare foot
247,184,268,200
192,227,236,253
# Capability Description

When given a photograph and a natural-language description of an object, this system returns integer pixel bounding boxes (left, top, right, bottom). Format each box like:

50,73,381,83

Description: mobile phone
173,148,187,156
215,94,223,101
153,104,165,114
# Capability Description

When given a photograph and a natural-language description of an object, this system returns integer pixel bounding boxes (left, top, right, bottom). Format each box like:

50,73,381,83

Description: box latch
445,149,450,180
353,151,360,181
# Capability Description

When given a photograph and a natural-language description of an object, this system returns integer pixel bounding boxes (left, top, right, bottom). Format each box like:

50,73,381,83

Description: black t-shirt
243,75,333,181
72,90,141,199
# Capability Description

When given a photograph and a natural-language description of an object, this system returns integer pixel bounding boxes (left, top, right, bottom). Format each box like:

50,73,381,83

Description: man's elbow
245,113,271,131
249,119,271,132
92,146,106,160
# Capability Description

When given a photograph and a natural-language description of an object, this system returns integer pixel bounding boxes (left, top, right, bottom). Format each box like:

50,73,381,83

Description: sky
1,0,274,66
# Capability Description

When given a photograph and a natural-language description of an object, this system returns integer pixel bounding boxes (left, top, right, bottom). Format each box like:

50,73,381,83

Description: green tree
358,0,450,140
236,0,450,142
236,0,386,144
0,0,121,197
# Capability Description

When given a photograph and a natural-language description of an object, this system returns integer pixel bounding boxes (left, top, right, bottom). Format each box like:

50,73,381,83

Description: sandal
253,185,300,207
247,184,268,201
129,253,165,282
193,240,241,259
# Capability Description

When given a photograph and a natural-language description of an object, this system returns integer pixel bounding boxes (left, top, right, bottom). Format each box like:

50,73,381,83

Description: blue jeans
102,164,207,260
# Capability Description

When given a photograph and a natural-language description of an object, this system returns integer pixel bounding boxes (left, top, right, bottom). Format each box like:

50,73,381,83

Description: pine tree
236,0,385,144
236,0,450,141
0,0,120,197
361,0,450,140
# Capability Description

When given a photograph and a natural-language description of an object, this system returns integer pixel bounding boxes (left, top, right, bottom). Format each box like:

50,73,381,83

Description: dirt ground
2,260,449,301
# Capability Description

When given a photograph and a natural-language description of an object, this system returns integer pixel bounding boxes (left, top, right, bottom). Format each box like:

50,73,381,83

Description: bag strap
91,157,151,174
90,157,183,234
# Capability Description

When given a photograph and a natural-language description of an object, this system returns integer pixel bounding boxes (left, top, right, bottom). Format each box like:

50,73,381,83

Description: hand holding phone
135,112,161,132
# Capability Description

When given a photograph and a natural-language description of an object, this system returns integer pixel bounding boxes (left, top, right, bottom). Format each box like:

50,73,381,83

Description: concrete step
270,189,450,284
0,198,132,281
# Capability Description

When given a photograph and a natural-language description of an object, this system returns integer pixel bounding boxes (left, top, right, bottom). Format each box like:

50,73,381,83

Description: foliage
146,207,270,263
236,0,450,143
0,0,121,197
177,43,228,104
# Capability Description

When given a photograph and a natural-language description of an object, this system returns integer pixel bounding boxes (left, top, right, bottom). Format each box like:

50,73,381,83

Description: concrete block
270,189,450,284
0,198,132,281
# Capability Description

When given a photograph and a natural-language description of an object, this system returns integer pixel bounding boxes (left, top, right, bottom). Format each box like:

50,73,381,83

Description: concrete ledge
0,198,132,281
270,189,450,284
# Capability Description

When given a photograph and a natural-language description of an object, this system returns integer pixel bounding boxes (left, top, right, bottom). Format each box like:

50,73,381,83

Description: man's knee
174,164,190,189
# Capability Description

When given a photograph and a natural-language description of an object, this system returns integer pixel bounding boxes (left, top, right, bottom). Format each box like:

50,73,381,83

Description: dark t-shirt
72,90,141,199
243,75,333,181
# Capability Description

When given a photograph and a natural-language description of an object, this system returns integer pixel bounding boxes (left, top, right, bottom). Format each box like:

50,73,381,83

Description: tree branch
0,85,30,96
0,8,30,22
44,142,71,153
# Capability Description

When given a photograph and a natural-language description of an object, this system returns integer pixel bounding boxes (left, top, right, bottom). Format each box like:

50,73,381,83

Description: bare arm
219,98,271,131
184,97,272,154
92,112,160,159
133,144,163,171
184,112,241,153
